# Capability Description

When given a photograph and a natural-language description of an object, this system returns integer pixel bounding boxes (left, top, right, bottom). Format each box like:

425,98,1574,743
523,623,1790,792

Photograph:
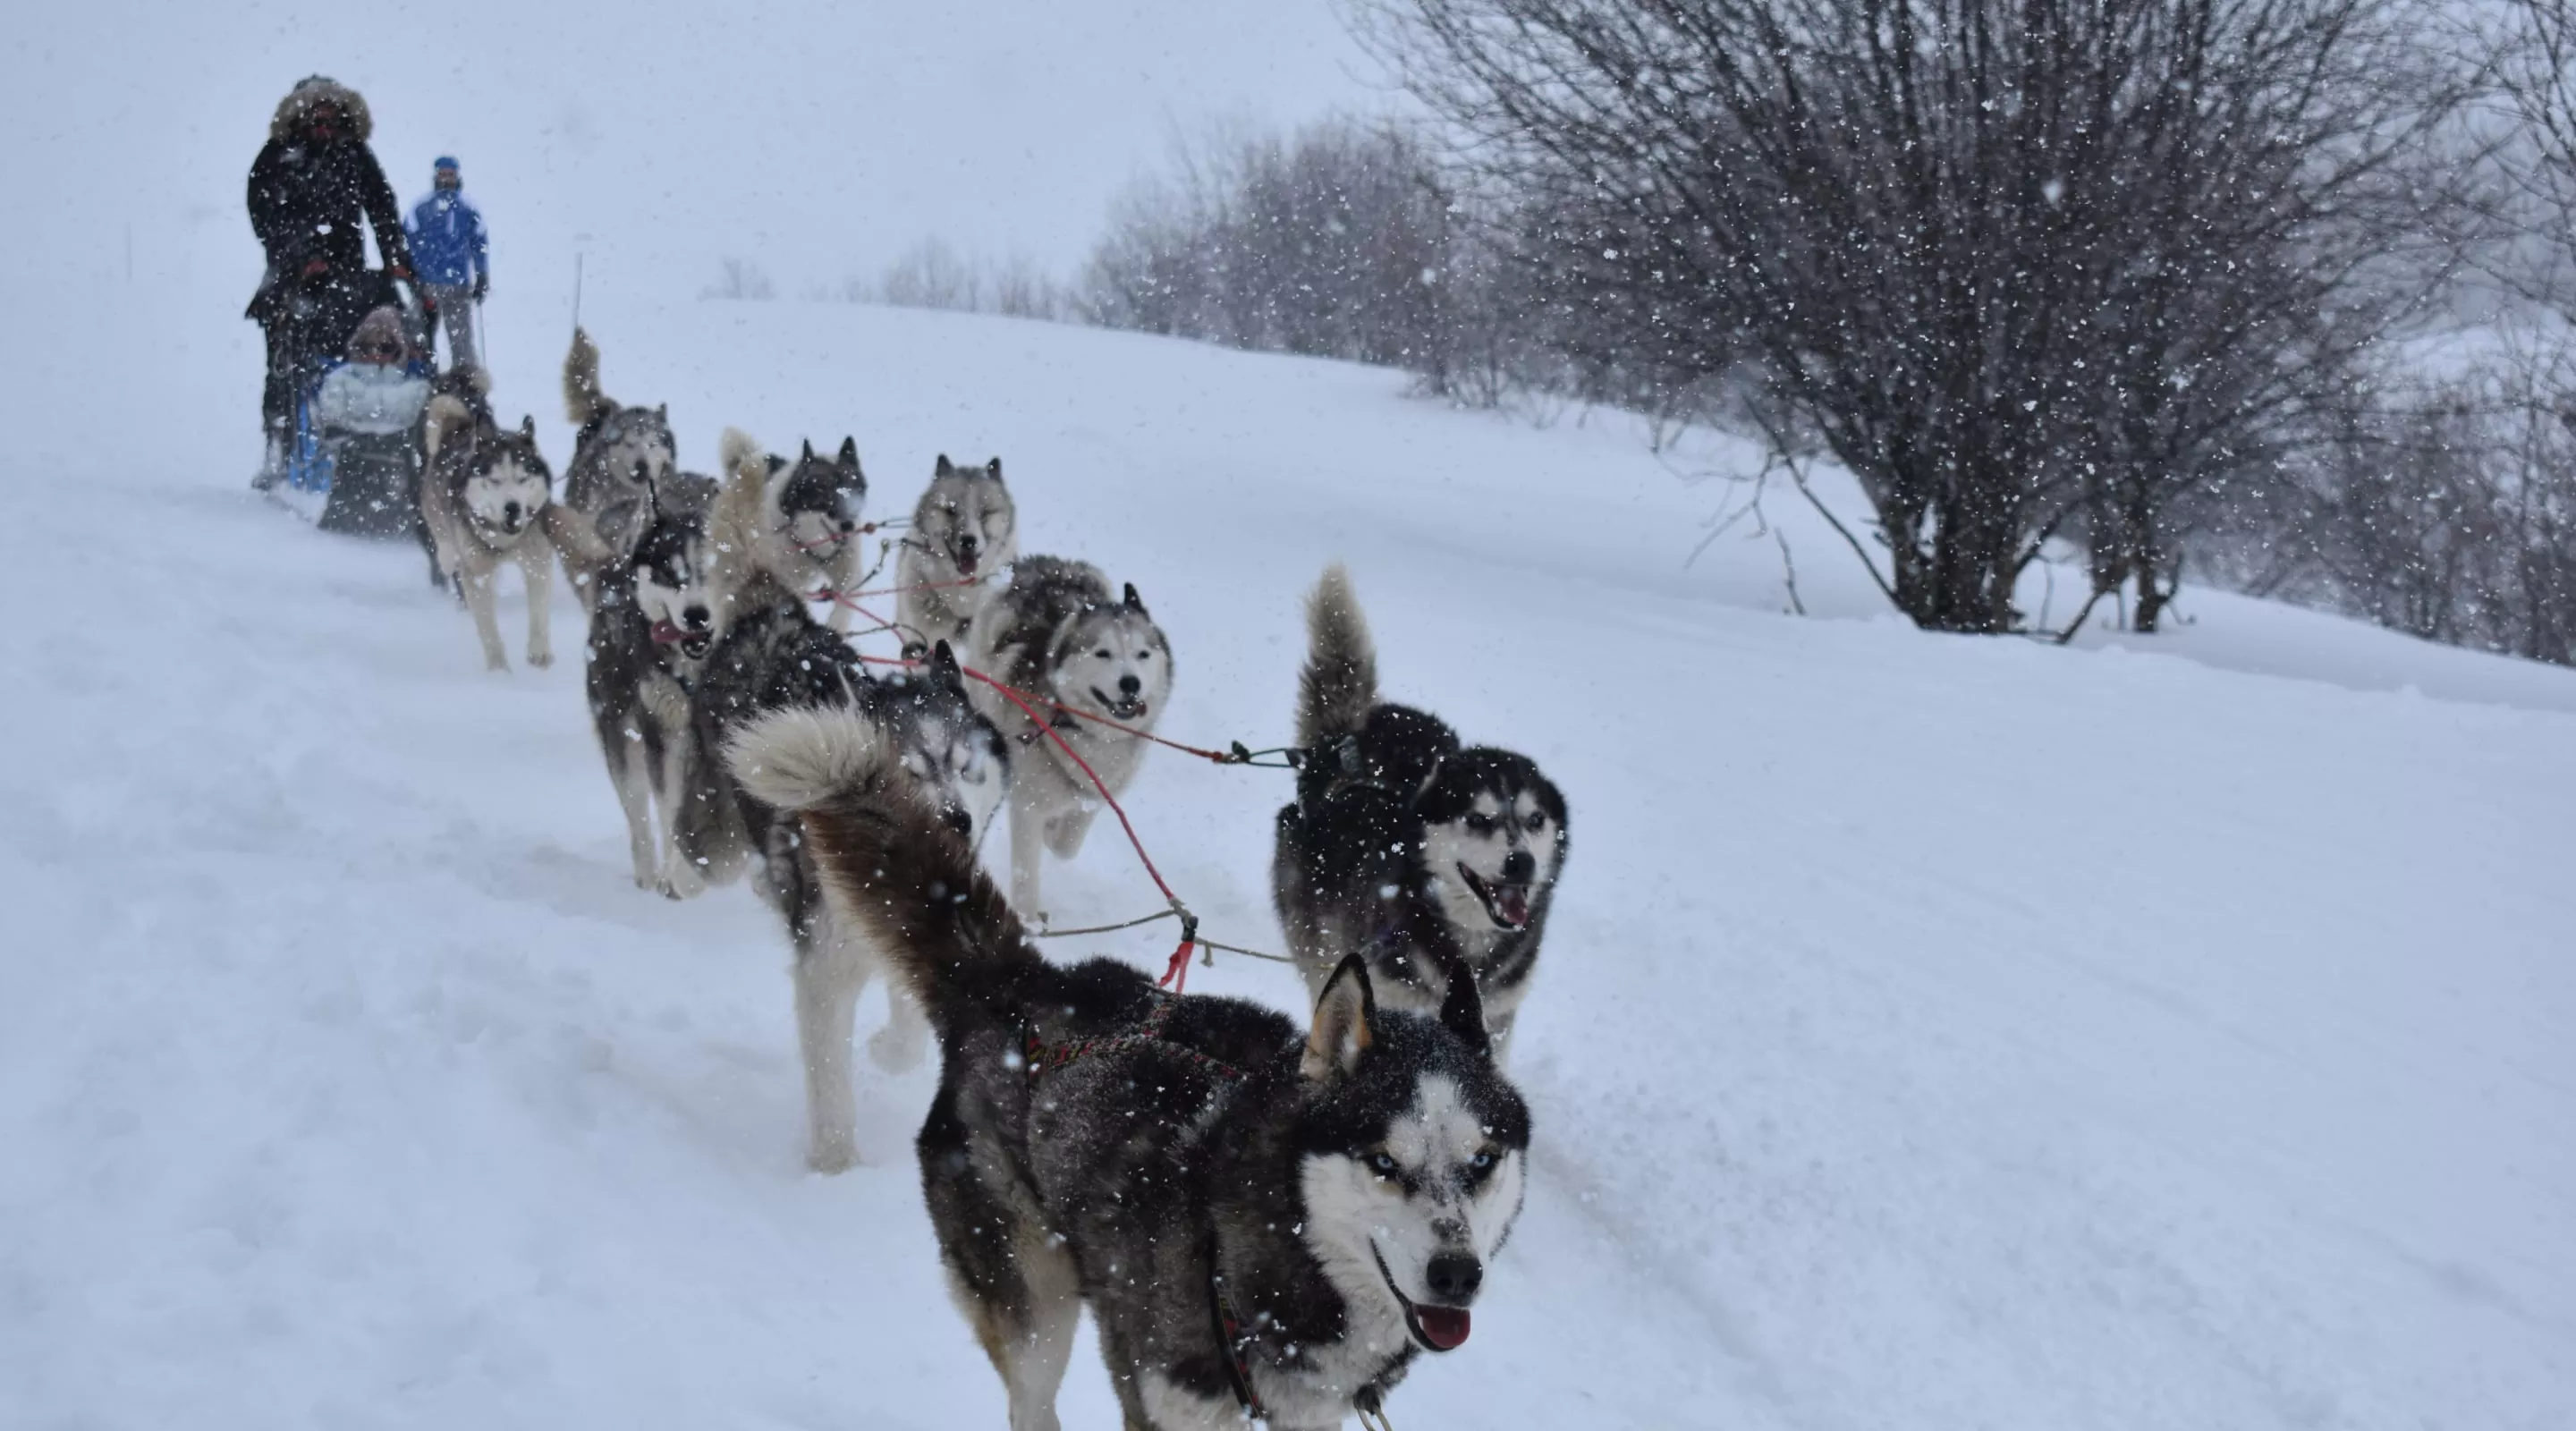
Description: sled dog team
409,330,1572,1429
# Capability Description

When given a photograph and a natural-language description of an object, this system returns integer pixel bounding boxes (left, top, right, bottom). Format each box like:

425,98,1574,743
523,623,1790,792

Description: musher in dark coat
246,76,418,487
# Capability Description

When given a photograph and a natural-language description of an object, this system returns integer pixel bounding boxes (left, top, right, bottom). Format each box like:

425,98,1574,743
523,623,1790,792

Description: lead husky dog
558,326,680,612
585,507,724,897
692,431,1008,1172
963,555,1173,923
419,394,558,673
1274,566,1570,1062
725,709,1530,1430
895,453,1016,656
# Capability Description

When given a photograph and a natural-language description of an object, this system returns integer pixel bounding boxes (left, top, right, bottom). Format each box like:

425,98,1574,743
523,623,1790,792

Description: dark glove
472,275,488,302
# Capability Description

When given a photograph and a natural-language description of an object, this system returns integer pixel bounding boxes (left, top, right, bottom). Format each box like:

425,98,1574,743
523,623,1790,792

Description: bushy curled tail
562,326,611,428
1298,563,1379,748
723,707,1041,1033
718,427,766,486
421,393,479,461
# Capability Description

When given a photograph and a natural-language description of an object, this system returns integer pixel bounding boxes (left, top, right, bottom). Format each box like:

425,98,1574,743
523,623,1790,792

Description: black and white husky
895,453,1017,656
417,394,557,673
690,432,1009,1172
707,427,871,635
583,507,727,898
963,555,1173,924
1274,566,1570,1062
558,326,680,612
724,709,1530,1430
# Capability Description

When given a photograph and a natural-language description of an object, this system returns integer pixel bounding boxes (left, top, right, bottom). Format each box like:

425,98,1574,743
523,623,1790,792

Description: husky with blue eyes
962,555,1174,925
724,709,1530,1431
1273,565,1571,1063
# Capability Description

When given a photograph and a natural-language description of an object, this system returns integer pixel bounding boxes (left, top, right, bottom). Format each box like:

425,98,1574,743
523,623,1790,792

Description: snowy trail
3,293,2573,1429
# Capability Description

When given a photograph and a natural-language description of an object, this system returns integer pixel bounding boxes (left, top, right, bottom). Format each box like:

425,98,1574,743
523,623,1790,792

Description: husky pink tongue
1414,1306,1470,1351
1496,885,1531,927
650,621,688,645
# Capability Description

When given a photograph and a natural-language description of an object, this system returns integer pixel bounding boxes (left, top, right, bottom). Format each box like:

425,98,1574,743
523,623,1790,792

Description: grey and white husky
584,507,728,897
418,394,557,673
962,555,1173,923
690,432,1008,1172
1273,565,1570,1062
558,326,680,611
725,708,1530,1430
895,453,1016,656
708,428,871,632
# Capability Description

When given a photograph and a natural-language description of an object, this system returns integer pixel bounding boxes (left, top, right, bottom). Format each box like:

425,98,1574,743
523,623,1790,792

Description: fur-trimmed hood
271,76,372,143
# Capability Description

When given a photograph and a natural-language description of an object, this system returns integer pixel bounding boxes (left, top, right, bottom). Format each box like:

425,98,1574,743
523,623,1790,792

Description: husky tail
1298,563,1379,748
562,326,613,429
421,392,480,462
724,705,1042,1033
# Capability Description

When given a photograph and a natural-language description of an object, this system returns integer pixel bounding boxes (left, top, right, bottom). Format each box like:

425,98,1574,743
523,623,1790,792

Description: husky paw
526,646,555,670
807,1139,861,1176
657,862,707,902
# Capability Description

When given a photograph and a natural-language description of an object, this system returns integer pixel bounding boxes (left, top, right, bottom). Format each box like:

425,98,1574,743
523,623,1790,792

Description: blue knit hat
433,156,460,173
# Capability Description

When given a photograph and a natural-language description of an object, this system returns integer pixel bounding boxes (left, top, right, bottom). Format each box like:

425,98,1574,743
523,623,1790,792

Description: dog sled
270,275,439,538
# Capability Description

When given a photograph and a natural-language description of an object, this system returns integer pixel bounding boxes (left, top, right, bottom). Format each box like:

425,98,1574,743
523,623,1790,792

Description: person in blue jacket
404,157,489,368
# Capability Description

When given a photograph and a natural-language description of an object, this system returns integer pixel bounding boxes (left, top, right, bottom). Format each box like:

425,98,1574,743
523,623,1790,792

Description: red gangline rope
854,649,1204,991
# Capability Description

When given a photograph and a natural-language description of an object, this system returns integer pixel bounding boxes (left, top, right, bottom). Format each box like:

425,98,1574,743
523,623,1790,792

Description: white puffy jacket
314,361,428,437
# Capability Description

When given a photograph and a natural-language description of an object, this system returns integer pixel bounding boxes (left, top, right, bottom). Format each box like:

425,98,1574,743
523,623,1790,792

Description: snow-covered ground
3,274,2572,1428
7,5,2576,1420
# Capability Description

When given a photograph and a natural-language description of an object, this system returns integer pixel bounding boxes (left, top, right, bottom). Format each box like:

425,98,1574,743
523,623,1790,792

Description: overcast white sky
4,0,1386,318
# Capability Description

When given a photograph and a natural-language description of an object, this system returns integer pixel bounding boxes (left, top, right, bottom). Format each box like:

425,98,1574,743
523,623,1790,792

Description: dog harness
1019,991,1245,1083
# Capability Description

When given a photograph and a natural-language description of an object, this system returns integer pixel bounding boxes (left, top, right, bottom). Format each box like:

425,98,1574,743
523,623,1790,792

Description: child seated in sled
314,306,430,437
311,306,433,537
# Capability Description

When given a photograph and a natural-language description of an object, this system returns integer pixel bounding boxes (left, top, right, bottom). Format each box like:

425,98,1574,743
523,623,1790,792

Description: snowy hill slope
3,284,2574,1428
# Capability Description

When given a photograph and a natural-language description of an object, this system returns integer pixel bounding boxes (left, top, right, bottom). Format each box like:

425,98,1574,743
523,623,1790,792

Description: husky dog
725,709,1530,1430
411,365,494,588
419,394,557,673
558,326,680,610
1274,566,1570,1063
963,555,1174,923
585,508,725,897
704,428,871,632
657,469,722,519
691,432,1008,1171
895,453,1016,656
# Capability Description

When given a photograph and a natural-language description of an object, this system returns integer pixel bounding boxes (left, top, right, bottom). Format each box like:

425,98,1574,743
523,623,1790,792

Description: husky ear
655,403,667,421
519,415,538,442
837,436,860,470
1302,954,1376,1083
986,457,1003,480
1123,582,1147,614
927,639,967,693
801,438,816,462
1436,957,1492,1059
936,453,955,477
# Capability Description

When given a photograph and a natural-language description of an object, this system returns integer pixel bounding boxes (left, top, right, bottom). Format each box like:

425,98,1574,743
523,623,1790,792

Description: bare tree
702,256,775,302
1080,117,1461,370
1360,0,2464,632
877,237,986,313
